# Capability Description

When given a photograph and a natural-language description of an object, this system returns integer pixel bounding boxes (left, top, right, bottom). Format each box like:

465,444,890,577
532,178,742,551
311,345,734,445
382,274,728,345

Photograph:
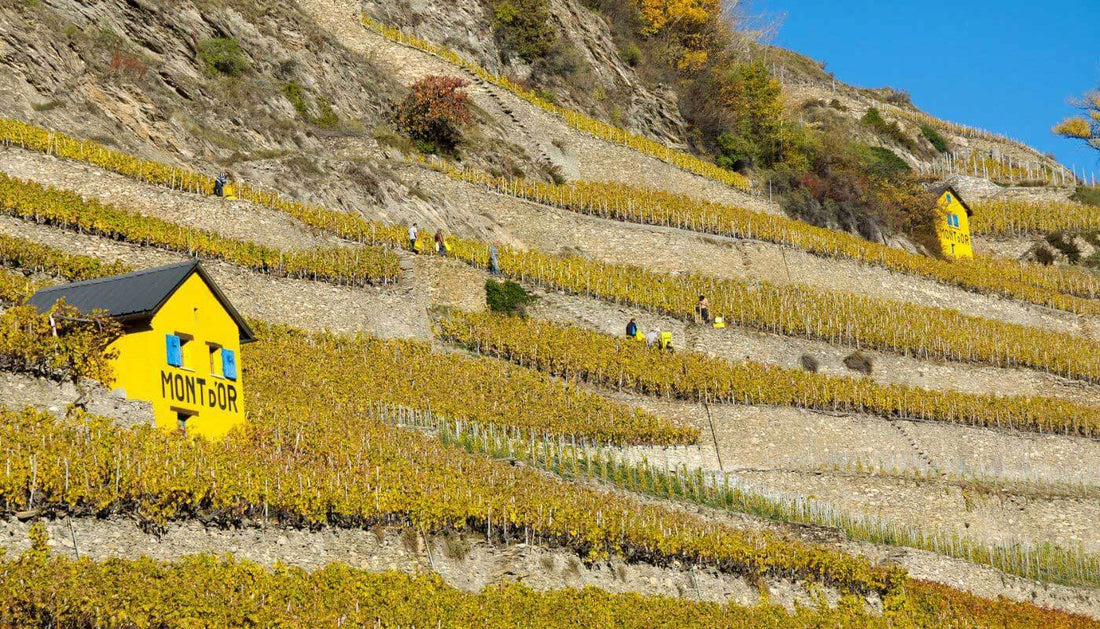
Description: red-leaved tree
396,75,472,152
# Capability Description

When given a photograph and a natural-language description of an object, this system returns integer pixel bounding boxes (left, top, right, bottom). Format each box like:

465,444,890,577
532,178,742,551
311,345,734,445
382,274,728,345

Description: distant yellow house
932,185,973,259
29,260,254,439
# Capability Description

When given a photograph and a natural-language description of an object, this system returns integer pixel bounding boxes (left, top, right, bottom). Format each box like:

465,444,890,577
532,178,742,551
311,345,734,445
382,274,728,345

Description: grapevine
972,198,1100,236
0,303,120,384
2,119,1096,381
437,310,1100,437
0,172,401,286
427,159,1099,308
0,552,1094,628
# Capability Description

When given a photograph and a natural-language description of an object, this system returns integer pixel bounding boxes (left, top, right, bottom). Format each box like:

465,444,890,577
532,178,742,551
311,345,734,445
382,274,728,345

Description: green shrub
1045,232,1081,264
843,350,873,375
620,43,642,67
490,0,556,61
534,88,557,105
486,279,537,316
197,38,248,76
715,133,757,172
283,82,310,118
313,97,339,128
861,108,916,151
861,108,888,129
861,146,911,177
1071,186,1100,207
920,124,949,153
283,82,339,128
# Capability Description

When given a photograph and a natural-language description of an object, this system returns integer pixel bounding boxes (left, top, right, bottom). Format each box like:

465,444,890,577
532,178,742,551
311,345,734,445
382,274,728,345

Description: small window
208,343,222,377
222,349,238,381
176,333,194,369
166,334,182,367
176,409,197,437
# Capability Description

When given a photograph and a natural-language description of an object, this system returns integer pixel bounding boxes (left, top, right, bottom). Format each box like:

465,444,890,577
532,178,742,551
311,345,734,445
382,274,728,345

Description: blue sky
748,0,1100,178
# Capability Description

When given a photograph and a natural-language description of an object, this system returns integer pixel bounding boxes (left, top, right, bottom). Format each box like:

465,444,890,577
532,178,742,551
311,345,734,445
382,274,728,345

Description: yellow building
29,260,254,439
931,185,974,259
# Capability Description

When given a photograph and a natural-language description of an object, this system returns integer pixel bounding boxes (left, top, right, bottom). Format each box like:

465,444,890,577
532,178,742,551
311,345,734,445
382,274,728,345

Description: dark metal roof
926,183,973,216
27,260,256,343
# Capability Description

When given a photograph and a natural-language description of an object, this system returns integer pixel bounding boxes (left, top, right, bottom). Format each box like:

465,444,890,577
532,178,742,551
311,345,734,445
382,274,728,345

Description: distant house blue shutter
166,334,182,367
222,349,238,380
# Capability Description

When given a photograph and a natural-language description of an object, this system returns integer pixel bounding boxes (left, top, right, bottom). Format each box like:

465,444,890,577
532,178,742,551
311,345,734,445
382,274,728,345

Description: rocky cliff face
362,0,689,148
0,0,541,240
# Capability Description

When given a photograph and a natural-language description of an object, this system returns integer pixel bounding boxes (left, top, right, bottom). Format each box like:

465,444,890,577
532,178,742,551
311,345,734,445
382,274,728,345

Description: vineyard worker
626,318,638,338
695,295,711,324
434,229,446,256
645,328,660,348
489,241,500,275
409,222,419,253
213,172,228,197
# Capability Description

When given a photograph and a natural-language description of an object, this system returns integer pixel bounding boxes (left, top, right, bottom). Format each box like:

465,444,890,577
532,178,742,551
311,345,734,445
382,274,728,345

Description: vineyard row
436,311,1100,438
424,158,1099,311
0,365,900,595
972,198,1100,236
0,234,691,445
3,119,1097,382
2,549,1092,628
390,404,1098,586
0,173,402,286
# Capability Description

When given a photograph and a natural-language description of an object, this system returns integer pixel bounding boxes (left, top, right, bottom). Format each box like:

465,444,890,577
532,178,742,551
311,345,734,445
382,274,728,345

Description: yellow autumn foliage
0,553,1093,628
438,310,1100,437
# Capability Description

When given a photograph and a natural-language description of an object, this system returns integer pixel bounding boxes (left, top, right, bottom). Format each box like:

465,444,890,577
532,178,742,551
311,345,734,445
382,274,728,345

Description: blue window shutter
222,349,238,380
166,334,182,367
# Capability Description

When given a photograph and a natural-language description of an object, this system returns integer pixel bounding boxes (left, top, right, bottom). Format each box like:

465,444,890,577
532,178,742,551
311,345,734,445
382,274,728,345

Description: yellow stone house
931,184,974,259
29,260,254,439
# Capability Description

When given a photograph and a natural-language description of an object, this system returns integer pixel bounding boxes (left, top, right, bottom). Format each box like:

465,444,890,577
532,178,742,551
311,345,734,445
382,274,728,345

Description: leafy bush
197,38,248,76
1046,232,1081,264
489,0,556,61
861,146,911,177
861,108,915,151
485,279,536,316
1071,185,1100,206
619,43,642,67
715,133,757,173
1034,246,1055,266
920,124,949,153
799,354,819,373
843,350,873,375
396,76,472,153
282,81,310,118
711,61,802,170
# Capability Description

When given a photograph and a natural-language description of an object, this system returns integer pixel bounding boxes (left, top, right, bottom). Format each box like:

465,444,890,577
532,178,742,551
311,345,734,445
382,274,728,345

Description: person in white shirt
408,222,419,253
645,329,660,348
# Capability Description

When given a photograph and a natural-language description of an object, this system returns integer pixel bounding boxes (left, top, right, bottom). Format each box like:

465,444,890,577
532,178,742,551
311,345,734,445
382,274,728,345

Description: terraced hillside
0,0,1098,626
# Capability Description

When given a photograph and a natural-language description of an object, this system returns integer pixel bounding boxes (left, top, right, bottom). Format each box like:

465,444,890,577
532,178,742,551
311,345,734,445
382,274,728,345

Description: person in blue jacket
625,318,638,338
